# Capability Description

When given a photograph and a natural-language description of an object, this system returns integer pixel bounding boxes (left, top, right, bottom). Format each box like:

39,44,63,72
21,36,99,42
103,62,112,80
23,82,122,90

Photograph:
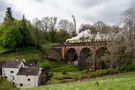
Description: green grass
0,43,53,61
0,78,14,90
23,72,135,90
50,64,80,72
48,71,88,84
0,47,43,61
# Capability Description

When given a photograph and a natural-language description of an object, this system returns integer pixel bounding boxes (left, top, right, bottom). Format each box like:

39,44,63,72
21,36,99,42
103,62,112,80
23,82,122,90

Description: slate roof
17,67,39,76
23,61,36,67
2,61,22,68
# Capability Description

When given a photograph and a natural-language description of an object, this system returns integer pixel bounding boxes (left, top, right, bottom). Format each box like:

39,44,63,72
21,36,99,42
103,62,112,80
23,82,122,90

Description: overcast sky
0,0,134,27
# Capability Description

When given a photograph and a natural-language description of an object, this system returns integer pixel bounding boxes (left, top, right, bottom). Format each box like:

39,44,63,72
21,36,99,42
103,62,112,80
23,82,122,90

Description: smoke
66,29,125,42
66,29,94,41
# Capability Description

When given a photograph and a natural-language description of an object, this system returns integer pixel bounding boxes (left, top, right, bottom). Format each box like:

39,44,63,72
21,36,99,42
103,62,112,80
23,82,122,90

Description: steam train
66,39,109,44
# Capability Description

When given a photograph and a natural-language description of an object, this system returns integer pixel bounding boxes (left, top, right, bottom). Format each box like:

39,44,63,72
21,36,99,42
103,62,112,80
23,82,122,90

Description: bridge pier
58,41,113,71
92,53,96,71
61,46,66,59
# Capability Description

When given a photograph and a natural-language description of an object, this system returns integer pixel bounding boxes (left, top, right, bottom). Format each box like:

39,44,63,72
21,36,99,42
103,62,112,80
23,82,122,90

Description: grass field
0,47,43,61
0,43,53,61
23,72,135,90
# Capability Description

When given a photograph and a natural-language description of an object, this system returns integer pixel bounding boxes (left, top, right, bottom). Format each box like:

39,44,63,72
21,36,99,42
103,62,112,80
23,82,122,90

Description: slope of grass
50,64,80,72
0,43,53,61
47,71,88,84
0,47,43,61
24,72,135,90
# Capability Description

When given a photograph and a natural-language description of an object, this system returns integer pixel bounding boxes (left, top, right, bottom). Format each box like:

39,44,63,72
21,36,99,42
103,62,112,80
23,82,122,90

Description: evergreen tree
4,7,14,21
19,15,34,47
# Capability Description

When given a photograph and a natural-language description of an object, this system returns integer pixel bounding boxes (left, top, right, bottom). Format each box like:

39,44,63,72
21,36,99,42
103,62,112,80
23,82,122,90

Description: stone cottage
2,60,24,84
16,67,41,88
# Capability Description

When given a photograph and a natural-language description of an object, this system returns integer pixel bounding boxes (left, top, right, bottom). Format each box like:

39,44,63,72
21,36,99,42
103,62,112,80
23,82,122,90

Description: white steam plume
66,29,125,42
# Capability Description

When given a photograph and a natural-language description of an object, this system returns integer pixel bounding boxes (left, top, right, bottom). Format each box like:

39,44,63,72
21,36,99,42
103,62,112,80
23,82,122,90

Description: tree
41,17,50,41
56,29,70,43
93,21,107,33
19,15,34,47
0,20,22,48
4,7,14,21
58,19,74,34
0,8,35,49
33,18,42,46
78,24,91,33
47,17,57,42
122,5,135,68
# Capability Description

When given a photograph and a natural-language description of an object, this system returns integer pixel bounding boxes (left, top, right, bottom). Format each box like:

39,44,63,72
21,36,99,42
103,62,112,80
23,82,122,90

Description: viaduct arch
54,41,115,71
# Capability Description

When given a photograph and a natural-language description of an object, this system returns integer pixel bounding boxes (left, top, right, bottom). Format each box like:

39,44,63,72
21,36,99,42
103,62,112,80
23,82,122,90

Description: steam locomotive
66,39,109,44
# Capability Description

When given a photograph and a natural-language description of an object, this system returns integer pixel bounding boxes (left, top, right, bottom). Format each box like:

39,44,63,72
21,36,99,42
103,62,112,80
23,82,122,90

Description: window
10,71,14,73
28,78,30,81
20,83,23,87
12,77,15,80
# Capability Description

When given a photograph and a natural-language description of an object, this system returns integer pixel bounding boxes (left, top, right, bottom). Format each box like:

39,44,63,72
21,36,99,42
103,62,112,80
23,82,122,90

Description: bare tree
41,17,50,40
78,24,92,33
48,17,57,42
58,19,74,34
122,4,135,68
93,21,107,33
33,18,43,45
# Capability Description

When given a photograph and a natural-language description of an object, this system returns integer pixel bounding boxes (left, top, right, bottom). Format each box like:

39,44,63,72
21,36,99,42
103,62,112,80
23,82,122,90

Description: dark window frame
10,71,14,73
20,83,23,87
28,78,30,81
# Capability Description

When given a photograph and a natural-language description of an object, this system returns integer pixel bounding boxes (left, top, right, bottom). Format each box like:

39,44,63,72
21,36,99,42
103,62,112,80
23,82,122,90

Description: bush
106,68,119,75
90,69,119,78
39,60,50,70
90,69,108,77
62,71,66,75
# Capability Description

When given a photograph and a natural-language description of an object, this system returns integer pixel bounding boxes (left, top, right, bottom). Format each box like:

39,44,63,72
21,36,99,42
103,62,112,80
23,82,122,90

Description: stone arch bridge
53,40,115,71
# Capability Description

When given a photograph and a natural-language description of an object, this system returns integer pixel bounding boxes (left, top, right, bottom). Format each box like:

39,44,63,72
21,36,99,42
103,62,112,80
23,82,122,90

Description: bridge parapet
65,39,112,44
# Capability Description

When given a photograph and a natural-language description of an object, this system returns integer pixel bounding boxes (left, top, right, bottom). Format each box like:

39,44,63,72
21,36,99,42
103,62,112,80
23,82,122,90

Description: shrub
90,69,119,78
62,71,66,75
39,60,50,70
106,68,119,75
91,69,108,77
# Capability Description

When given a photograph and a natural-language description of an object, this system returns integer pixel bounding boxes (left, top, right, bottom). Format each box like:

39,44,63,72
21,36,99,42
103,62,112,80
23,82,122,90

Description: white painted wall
2,62,24,83
16,70,41,88
2,68,19,83
16,75,38,88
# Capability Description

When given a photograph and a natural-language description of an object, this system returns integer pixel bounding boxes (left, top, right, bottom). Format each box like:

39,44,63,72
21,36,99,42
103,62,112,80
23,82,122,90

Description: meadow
23,72,135,90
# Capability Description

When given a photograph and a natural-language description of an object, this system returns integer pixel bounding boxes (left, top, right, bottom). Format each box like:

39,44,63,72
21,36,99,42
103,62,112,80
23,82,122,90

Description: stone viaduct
53,40,115,71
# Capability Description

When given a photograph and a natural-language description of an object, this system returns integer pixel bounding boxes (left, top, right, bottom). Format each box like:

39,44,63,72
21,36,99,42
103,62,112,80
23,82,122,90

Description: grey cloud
33,0,44,3
75,0,111,8
1,0,134,26
0,0,9,22
80,0,134,25
0,0,22,23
